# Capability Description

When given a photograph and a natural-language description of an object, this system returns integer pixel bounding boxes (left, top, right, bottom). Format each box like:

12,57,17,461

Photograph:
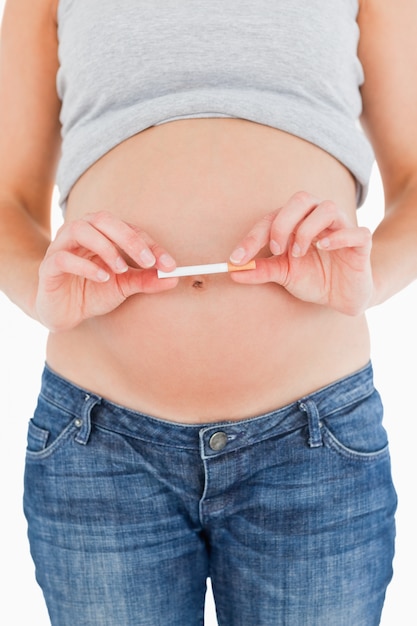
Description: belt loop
75,393,101,446
298,399,323,448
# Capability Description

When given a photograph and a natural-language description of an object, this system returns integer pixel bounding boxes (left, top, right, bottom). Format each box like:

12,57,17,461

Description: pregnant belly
46,119,370,422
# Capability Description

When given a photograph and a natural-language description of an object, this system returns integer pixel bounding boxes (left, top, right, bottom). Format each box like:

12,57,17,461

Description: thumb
117,268,179,297
229,256,288,285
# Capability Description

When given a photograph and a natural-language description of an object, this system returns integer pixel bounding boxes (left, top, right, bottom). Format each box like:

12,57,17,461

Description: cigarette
157,260,256,278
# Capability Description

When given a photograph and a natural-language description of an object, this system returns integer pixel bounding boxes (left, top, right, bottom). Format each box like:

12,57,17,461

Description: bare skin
42,120,370,421
0,0,417,422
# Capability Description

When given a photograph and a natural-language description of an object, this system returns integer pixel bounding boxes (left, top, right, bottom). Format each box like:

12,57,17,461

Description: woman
0,0,415,624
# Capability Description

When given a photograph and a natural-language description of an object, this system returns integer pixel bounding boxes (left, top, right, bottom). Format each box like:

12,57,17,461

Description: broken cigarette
157,260,256,278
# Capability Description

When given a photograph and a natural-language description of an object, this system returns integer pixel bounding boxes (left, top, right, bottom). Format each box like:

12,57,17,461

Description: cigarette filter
157,260,256,278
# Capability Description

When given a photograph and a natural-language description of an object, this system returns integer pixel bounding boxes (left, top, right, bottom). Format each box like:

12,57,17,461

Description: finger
51,219,131,275
117,268,179,297
316,227,372,259
291,200,351,257
230,211,278,265
127,224,176,272
85,212,176,270
41,250,112,284
229,256,288,286
269,191,321,255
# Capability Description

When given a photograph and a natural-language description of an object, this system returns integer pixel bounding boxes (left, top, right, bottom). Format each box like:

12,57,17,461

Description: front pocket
320,389,390,462
321,425,390,461
26,420,50,453
25,393,80,460
25,418,80,460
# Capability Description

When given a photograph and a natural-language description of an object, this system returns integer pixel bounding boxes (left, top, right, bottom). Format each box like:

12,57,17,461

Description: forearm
0,194,50,321
370,179,417,307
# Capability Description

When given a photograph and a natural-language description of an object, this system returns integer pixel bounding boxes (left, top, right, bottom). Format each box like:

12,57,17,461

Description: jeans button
209,431,228,451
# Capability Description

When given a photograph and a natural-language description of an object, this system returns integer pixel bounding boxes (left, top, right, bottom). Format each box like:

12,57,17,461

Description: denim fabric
24,363,396,626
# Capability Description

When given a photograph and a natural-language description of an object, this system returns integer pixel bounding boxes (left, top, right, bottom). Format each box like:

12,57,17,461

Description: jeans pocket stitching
26,420,50,453
25,419,79,461
322,426,390,461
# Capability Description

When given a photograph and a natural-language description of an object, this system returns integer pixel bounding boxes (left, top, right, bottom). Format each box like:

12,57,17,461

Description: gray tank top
56,0,374,210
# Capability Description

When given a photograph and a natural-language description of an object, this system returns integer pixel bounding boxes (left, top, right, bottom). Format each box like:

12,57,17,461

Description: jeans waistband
39,362,375,452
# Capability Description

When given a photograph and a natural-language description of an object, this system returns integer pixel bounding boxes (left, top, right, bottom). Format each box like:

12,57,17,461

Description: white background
0,2,415,624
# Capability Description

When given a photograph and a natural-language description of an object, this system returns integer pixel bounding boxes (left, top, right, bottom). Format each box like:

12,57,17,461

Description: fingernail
97,269,110,282
270,240,281,255
159,253,176,268
316,238,330,250
230,248,246,264
292,242,301,257
115,257,128,273
140,249,156,267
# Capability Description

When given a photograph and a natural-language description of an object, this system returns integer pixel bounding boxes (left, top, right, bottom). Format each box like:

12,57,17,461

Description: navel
185,275,208,291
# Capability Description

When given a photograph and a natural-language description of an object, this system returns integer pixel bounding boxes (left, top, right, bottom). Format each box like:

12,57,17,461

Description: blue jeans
24,363,396,625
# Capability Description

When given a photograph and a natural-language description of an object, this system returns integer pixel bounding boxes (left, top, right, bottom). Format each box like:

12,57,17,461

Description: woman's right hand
36,211,179,332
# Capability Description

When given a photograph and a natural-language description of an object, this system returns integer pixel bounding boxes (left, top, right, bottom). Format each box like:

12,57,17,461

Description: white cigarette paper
157,260,256,278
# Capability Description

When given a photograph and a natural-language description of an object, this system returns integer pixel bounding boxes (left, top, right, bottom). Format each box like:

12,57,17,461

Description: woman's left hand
229,191,374,316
